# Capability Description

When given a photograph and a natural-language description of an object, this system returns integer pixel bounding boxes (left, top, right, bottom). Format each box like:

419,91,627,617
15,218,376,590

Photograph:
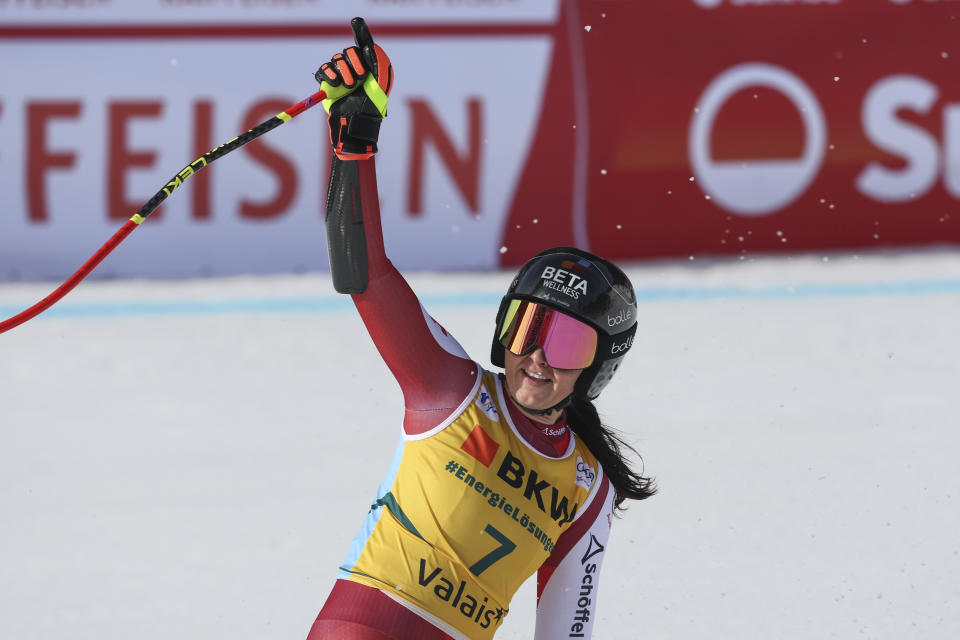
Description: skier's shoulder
419,306,471,360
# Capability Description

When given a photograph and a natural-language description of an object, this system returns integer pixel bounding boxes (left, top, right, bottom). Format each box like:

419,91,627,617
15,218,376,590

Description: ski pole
0,88,327,335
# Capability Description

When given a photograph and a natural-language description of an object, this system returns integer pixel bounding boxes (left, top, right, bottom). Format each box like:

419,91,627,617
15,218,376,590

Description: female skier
307,19,655,640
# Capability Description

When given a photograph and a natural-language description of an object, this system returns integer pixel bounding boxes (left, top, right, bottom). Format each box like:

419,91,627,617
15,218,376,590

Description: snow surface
2,250,959,639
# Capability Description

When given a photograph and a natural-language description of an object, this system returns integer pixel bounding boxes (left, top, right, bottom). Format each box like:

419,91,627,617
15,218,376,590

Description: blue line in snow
0,279,958,320
634,279,960,301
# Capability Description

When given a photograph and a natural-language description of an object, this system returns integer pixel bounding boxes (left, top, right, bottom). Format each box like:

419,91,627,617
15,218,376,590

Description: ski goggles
497,299,598,370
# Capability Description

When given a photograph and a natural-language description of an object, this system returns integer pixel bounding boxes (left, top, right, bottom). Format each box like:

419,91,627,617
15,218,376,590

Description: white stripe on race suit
534,478,615,640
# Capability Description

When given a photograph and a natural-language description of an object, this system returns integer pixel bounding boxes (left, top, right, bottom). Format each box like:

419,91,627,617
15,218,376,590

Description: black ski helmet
491,246,638,400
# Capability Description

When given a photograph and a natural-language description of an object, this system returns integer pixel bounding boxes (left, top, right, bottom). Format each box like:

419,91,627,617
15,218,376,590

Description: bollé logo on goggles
610,335,633,355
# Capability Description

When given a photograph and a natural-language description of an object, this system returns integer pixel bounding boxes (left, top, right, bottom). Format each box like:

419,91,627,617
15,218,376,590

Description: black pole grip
351,17,379,76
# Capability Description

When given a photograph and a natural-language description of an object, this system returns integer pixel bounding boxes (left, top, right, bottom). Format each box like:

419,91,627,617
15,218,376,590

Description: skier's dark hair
567,395,656,511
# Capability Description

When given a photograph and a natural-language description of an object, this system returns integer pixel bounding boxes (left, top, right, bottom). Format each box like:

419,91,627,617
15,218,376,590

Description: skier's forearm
324,155,389,292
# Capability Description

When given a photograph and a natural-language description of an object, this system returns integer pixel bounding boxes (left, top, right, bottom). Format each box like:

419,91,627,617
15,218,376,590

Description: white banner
0,18,555,279
0,0,558,24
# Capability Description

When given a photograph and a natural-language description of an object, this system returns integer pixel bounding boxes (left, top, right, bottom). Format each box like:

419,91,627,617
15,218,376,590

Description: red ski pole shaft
0,89,326,335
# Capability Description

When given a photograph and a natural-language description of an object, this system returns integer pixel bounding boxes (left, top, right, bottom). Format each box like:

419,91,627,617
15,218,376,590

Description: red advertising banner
503,0,960,265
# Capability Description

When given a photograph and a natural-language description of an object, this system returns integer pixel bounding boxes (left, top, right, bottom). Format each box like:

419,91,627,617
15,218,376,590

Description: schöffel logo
568,534,605,638
610,335,633,355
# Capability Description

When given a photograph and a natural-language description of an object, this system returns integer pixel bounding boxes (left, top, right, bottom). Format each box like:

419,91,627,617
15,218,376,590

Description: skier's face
503,347,582,424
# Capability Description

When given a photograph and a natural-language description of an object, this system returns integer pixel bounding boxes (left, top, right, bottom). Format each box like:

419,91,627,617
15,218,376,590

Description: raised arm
318,19,478,434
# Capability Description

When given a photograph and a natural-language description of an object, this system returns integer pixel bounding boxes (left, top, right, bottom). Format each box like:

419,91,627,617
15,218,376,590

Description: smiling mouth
522,368,552,383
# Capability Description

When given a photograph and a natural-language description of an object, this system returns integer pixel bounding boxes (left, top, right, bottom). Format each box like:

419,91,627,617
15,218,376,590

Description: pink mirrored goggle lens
498,300,598,369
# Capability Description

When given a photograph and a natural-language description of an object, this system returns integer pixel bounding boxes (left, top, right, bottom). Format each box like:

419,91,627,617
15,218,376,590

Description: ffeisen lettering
445,459,556,552
569,534,605,638
417,558,507,631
